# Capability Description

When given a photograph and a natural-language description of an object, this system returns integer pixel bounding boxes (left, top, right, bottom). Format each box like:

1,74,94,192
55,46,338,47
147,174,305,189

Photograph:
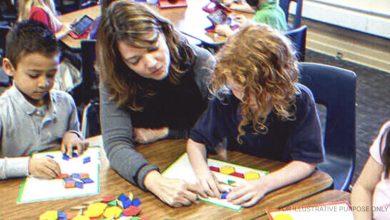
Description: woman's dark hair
246,0,259,7
96,0,195,110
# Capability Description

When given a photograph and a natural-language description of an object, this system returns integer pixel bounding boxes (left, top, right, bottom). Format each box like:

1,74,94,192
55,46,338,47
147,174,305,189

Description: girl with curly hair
187,23,324,207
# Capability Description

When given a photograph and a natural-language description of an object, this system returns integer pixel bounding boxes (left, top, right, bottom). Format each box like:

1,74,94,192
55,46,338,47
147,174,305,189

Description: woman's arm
99,83,159,189
351,156,383,220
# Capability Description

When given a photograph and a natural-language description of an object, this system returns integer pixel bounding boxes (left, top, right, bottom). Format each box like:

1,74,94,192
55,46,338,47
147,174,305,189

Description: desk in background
0,137,332,219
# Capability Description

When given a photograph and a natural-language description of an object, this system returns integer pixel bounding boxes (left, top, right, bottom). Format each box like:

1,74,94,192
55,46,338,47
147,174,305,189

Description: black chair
0,0,17,26
0,25,11,87
298,62,356,191
279,0,303,29
285,25,307,62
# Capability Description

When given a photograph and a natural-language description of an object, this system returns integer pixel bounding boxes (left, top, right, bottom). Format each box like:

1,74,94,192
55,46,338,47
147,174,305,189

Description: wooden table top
0,136,333,219
58,0,252,50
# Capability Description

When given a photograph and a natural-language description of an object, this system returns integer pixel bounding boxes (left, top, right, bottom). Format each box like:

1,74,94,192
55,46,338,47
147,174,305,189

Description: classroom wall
293,0,390,39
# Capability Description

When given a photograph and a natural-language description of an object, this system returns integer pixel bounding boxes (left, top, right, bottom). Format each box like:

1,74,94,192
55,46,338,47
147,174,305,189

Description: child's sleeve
0,157,30,180
288,86,324,163
190,97,224,150
30,7,52,31
66,94,81,133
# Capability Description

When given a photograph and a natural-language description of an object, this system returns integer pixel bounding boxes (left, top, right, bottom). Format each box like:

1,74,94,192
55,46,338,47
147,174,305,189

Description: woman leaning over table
96,0,215,207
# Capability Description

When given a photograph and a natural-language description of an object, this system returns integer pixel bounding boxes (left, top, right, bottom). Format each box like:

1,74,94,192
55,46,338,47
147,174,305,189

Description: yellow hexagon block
84,202,107,218
220,166,235,175
273,213,294,220
39,210,58,220
72,215,90,220
244,171,260,180
103,206,123,219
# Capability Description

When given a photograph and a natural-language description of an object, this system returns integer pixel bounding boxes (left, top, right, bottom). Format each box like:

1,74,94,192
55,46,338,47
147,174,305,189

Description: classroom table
57,0,251,50
0,136,333,219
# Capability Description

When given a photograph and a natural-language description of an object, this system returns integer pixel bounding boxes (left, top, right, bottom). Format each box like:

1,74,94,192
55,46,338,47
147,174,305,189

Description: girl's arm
228,161,315,207
351,156,383,220
187,139,223,198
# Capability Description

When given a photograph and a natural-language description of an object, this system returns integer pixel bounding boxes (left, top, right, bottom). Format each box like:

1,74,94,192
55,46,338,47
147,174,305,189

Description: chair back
285,25,307,62
298,62,356,191
279,0,303,29
69,40,98,106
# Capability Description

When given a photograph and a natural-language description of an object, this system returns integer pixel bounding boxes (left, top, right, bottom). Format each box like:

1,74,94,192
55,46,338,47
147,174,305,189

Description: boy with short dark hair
0,20,88,180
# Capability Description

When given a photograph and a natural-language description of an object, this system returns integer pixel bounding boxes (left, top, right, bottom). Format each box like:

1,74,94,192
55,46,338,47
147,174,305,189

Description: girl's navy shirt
190,83,325,163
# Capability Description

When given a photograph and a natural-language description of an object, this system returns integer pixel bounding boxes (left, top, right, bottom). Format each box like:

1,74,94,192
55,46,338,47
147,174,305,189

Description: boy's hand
61,131,89,157
144,171,199,207
29,157,61,179
227,180,266,207
233,15,247,24
133,127,169,144
195,170,224,198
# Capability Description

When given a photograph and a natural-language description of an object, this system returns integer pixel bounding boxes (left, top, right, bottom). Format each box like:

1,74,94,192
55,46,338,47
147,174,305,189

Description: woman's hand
144,171,199,207
61,131,89,157
133,127,169,144
194,169,224,199
28,157,61,179
227,180,266,207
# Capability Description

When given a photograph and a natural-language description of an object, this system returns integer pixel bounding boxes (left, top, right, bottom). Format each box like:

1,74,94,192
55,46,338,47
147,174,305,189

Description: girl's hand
233,15,247,24
144,171,199,207
61,131,89,157
29,157,61,179
133,127,169,144
195,170,224,198
227,180,266,207
215,24,234,37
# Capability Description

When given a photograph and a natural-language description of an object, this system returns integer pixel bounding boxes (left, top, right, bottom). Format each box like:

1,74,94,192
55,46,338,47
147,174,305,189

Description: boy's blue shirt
190,83,325,164
0,86,80,179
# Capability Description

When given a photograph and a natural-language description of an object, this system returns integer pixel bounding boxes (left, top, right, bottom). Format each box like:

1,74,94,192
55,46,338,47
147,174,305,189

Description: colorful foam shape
108,200,117,206
231,172,244,178
85,202,107,218
39,210,58,220
57,173,70,179
62,154,70,161
81,178,94,184
103,206,122,218
71,173,81,179
101,195,117,203
273,213,294,220
128,192,134,201
131,198,142,207
117,193,129,202
57,211,67,220
75,181,84,189
80,173,89,179
209,166,220,172
123,206,141,216
64,180,76,188
83,156,91,164
72,152,79,158
244,171,260,180
220,166,235,175
227,179,236,186
221,192,229,200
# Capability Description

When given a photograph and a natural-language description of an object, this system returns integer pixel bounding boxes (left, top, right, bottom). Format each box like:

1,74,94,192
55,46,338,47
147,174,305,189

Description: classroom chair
0,25,11,87
285,25,307,62
279,0,303,30
298,62,357,191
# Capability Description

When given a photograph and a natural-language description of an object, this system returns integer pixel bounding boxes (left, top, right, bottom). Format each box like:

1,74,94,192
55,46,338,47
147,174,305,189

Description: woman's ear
2,58,16,77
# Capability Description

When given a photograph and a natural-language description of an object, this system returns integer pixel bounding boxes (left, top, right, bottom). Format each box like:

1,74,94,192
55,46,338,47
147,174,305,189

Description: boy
216,0,287,36
0,20,88,180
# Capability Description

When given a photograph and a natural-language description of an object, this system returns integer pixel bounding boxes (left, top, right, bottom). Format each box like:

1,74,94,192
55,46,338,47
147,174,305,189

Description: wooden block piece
227,179,236,186
39,210,57,220
62,154,70,161
128,192,134,201
123,206,141,216
221,192,229,200
57,211,66,220
101,195,117,203
209,166,220,172
64,180,76,188
103,206,122,218
72,215,90,220
57,173,70,179
72,152,79,158
85,202,107,218
231,172,244,178
80,173,90,179
81,178,94,184
244,171,260,180
83,156,91,164
220,166,235,175
107,200,117,206
75,181,84,189
131,198,142,207
273,213,294,220
71,173,81,179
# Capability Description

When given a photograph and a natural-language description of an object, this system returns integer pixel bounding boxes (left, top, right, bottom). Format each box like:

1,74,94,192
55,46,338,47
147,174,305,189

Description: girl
18,0,63,33
351,121,390,220
187,23,324,207
96,1,215,207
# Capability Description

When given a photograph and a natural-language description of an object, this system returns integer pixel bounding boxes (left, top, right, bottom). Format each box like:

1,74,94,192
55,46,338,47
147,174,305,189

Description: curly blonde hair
211,23,299,143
